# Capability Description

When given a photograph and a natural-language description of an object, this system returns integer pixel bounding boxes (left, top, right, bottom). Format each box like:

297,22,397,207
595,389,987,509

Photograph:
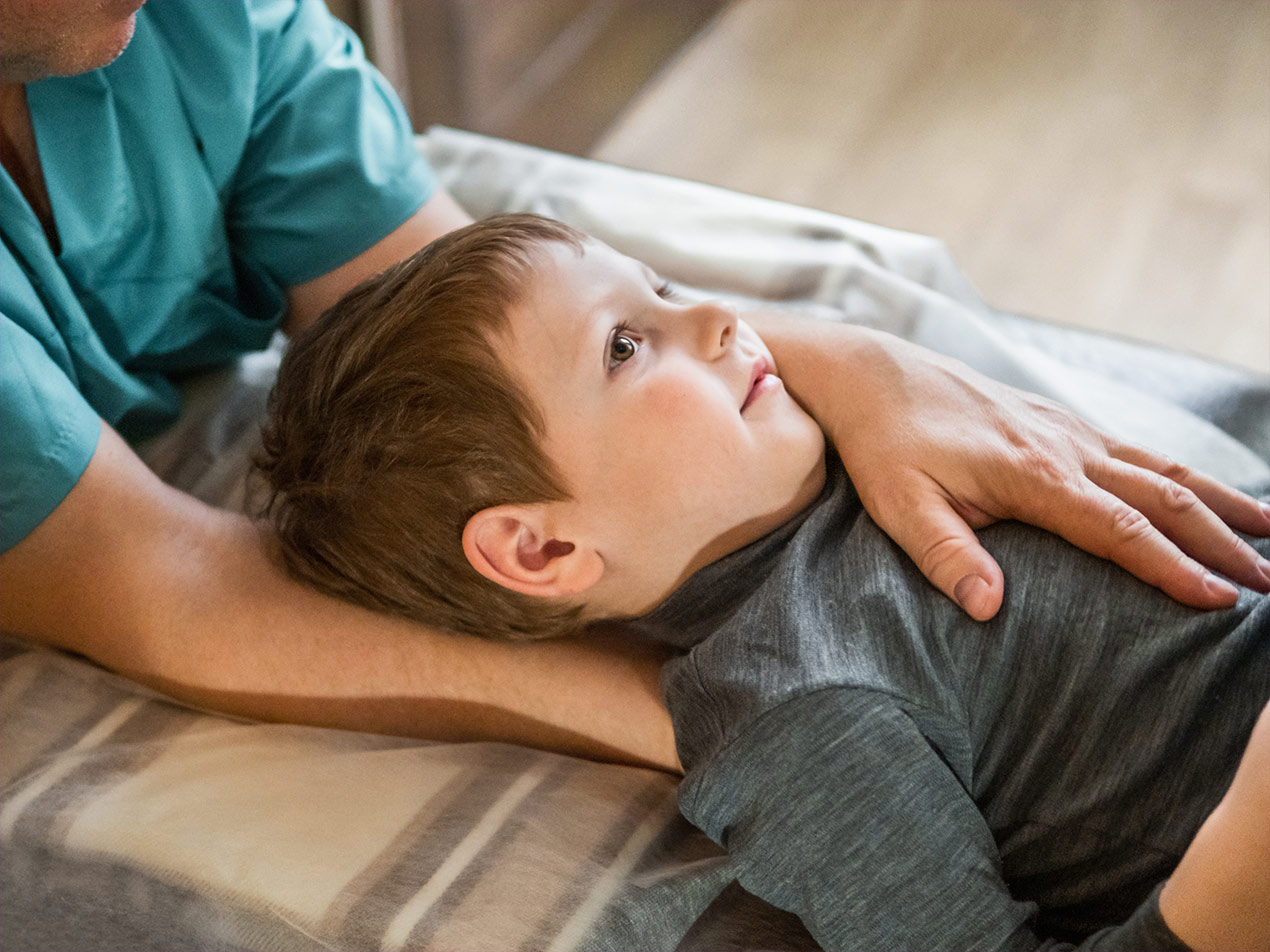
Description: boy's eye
607,329,640,370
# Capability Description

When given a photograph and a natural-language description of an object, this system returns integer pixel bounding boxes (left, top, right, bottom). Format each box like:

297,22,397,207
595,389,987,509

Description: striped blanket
2,128,1265,951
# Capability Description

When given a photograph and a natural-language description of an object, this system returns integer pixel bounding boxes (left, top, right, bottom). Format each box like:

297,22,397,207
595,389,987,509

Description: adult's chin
5,2,143,82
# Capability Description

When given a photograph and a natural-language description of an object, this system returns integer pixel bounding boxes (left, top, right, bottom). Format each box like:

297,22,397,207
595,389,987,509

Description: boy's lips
741,357,777,413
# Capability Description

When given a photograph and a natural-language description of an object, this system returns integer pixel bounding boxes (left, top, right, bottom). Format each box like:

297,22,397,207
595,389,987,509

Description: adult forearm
0,426,678,772
148,516,677,769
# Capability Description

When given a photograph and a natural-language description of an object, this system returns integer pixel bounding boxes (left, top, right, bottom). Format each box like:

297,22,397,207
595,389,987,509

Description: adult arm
282,187,472,334
3,187,679,771
748,313,1270,620
0,420,678,771
0,0,673,770
2,186,677,771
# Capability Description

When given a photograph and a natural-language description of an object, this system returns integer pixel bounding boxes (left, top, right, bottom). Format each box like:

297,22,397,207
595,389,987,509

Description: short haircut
254,214,588,641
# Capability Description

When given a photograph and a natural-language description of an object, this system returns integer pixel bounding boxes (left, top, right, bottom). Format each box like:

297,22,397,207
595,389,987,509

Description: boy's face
496,239,827,616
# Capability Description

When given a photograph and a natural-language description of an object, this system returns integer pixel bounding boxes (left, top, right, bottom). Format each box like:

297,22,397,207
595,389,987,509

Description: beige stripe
545,792,682,952
380,763,549,952
316,756,475,941
0,697,146,839
0,658,47,784
0,655,41,713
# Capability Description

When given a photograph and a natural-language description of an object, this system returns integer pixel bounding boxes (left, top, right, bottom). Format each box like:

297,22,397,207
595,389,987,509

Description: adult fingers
1111,442,1270,537
1090,458,1270,594
1036,480,1239,610
868,483,1006,622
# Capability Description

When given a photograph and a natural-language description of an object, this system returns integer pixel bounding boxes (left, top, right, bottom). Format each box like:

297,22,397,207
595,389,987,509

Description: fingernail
1261,501,1270,523
1203,572,1238,600
954,574,991,619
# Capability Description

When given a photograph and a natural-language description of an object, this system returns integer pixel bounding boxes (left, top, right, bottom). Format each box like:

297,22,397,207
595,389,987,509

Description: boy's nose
689,300,737,358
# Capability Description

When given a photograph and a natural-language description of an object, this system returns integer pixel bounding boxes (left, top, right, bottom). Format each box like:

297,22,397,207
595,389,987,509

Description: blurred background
328,0,1269,374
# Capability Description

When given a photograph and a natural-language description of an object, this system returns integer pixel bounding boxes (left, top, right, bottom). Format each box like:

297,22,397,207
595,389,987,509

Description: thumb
869,489,1006,622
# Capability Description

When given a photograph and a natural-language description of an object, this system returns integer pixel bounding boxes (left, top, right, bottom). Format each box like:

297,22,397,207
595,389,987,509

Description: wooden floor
595,0,1270,374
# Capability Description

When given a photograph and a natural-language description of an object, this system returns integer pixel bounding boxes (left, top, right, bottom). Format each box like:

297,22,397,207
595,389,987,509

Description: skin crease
464,239,828,620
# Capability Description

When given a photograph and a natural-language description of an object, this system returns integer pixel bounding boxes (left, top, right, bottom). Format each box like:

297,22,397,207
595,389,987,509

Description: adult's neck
1,82,59,252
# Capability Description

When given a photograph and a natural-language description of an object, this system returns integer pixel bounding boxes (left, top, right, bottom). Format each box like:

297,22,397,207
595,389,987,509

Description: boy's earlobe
462,505,603,598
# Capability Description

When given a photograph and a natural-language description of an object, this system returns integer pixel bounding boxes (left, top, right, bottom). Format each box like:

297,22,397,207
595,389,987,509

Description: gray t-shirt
635,461,1269,950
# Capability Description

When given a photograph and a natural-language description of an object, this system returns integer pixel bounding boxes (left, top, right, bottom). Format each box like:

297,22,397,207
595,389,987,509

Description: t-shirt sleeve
679,687,1192,951
226,0,436,287
1,314,102,552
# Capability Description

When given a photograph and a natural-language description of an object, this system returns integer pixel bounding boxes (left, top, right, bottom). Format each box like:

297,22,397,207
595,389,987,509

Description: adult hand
751,316,1270,621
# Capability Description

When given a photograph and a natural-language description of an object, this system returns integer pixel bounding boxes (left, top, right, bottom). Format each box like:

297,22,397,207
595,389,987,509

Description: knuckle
1107,505,1154,550
1037,398,1096,441
1014,445,1068,487
1158,479,1200,515
1008,456,1085,524
1157,456,1192,486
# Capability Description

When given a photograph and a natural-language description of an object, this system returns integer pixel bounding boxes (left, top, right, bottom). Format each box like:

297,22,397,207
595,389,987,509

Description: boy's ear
462,505,603,598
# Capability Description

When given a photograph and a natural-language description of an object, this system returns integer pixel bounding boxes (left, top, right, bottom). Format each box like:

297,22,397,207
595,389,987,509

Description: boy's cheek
639,379,700,419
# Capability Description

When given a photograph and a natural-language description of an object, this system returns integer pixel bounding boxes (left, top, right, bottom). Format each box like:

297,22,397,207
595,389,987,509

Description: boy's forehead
504,242,609,374
517,238,642,324
539,236,639,279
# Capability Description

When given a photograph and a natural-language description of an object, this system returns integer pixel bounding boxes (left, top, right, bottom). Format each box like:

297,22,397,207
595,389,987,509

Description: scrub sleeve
0,0,436,552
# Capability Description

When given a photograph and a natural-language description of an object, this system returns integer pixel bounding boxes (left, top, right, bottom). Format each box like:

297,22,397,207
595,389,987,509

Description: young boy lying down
256,215,1270,951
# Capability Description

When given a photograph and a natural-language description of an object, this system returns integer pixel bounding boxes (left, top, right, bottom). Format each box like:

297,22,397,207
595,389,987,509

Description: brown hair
254,213,588,640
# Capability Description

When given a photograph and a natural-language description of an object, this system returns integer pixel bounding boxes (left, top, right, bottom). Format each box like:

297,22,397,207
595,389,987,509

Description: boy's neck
580,451,831,623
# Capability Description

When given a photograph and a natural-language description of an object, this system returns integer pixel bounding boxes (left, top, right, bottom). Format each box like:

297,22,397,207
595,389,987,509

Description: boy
256,215,1270,950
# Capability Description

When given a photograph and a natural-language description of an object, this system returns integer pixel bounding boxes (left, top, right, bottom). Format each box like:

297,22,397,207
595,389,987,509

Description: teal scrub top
1,0,435,552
